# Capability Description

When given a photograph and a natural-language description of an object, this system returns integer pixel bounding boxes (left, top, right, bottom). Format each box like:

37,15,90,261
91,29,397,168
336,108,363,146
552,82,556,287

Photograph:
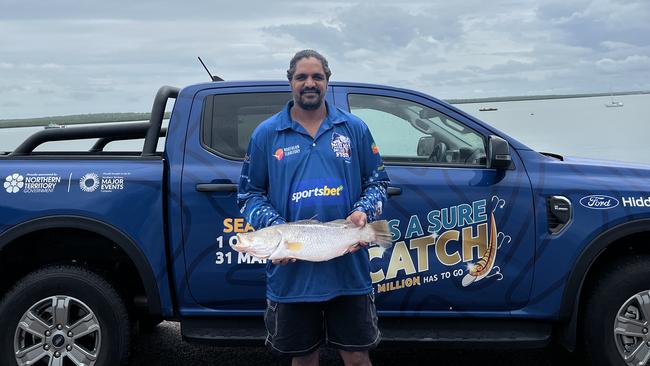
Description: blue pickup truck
1,80,649,366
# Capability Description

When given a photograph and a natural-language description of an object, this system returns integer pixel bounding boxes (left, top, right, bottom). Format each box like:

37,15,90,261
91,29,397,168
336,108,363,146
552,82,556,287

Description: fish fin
292,219,320,224
369,220,393,248
285,241,304,251
329,219,354,227
292,214,320,225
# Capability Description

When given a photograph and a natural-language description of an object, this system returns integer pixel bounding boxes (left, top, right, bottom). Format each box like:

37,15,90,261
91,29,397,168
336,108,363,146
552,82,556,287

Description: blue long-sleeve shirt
237,100,389,302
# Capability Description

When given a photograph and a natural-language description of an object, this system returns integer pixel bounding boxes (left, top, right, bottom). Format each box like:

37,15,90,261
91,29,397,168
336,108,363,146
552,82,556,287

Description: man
237,49,389,366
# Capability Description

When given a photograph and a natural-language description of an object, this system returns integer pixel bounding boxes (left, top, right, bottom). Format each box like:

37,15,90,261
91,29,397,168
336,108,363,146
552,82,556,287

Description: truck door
334,86,536,311
179,86,334,311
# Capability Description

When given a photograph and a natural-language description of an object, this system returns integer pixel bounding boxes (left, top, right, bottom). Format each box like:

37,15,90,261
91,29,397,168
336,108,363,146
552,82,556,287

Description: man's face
290,57,328,111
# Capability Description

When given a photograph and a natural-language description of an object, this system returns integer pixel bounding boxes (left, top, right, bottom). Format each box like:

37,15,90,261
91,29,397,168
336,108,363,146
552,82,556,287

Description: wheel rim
13,295,101,366
614,291,650,365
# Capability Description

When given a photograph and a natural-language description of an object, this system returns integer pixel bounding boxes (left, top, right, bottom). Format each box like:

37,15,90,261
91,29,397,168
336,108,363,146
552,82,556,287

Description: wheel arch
558,218,650,350
0,215,162,316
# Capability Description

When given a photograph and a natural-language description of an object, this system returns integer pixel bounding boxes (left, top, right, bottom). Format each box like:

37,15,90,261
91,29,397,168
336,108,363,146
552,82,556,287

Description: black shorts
264,293,380,357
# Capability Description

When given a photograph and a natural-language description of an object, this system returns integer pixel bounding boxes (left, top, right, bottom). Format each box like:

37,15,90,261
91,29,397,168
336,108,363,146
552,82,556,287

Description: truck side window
348,94,487,166
201,92,291,159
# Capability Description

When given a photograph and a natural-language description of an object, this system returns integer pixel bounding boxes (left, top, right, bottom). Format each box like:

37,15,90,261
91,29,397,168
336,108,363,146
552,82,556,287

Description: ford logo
580,195,619,210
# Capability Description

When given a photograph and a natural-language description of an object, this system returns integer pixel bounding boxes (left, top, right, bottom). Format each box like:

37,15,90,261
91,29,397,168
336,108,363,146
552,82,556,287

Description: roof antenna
197,57,224,82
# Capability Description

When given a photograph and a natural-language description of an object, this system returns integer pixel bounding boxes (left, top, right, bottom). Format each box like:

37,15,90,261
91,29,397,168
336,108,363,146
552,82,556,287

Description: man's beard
296,88,323,110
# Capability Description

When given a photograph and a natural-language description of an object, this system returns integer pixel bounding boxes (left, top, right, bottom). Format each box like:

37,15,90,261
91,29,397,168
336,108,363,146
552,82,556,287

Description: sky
1,0,649,119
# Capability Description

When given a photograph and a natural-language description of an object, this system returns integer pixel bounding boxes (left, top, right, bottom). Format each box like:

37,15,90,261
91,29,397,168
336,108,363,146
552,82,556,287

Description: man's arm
346,128,389,253
237,138,286,230
348,127,390,224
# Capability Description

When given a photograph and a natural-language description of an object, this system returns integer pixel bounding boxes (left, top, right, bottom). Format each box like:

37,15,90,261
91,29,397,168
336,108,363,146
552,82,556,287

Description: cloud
1,0,649,118
596,55,650,73
537,0,650,48
600,41,636,50
265,3,462,58
0,0,332,21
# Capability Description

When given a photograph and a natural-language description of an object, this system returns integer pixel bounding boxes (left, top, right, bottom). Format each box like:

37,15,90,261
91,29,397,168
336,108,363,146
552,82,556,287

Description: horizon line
1,90,648,127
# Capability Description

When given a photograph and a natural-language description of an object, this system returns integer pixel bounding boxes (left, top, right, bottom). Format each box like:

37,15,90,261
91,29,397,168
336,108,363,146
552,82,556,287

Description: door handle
387,186,402,196
195,183,238,192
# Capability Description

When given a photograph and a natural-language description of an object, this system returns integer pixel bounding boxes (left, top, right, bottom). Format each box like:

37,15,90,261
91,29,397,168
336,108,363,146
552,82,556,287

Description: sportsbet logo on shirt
291,185,344,203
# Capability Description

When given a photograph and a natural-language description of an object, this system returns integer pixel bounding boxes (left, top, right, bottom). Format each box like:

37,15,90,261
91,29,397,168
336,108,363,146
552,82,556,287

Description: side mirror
488,135,513,169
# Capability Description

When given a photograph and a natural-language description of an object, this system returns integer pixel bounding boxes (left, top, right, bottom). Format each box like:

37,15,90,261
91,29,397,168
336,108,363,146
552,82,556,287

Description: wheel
583,256,650,366
0,265,130,366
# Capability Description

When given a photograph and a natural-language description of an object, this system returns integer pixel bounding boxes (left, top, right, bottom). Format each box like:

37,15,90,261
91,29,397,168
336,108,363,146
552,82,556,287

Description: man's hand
347,210,367,227
347,210,368,253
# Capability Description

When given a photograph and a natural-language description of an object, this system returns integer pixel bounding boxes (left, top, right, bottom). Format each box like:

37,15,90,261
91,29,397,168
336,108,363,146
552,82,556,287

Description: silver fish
232,219,393,262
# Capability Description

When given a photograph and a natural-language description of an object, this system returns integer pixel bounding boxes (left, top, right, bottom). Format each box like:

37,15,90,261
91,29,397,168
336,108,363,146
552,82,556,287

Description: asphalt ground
129,321,589,366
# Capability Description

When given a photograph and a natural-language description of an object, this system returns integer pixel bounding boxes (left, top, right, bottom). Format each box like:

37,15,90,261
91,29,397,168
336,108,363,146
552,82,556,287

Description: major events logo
79,173,100,192
79,172,128,193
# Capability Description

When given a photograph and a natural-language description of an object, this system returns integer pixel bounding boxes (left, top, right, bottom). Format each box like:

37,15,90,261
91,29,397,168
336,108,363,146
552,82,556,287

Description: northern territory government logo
4,173,24,193
331,132,351,159
273,148,284,161
273,145,300,161
4,173,61,194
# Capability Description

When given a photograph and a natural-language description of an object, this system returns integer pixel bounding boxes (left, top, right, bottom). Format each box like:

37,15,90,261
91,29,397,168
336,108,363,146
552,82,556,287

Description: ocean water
457,94,650,164
0,120,169,154
1,94,648,164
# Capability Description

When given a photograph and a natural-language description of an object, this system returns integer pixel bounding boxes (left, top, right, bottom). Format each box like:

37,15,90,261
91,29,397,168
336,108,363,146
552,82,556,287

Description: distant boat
605,101,624,108
605,91,624,107
44,123,66,129
479,107,498,111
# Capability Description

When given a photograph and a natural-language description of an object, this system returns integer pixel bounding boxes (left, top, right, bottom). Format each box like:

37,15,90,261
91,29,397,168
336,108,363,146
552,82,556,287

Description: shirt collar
275,100,347,131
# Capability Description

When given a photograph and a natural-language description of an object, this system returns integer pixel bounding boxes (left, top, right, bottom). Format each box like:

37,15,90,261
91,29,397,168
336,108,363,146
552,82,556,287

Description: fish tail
369,220,393,248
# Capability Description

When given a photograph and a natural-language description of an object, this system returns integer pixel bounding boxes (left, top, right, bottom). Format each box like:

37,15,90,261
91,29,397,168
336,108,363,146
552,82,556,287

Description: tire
583,256,650,366
0,265,130,366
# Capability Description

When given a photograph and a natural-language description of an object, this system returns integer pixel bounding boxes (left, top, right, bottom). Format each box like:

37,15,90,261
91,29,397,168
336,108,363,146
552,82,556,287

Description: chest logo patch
273,148,284,160
331,132,351,159
273,145,301,161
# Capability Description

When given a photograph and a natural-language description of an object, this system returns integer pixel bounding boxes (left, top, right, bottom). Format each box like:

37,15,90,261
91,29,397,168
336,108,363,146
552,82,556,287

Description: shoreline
1,91,648,128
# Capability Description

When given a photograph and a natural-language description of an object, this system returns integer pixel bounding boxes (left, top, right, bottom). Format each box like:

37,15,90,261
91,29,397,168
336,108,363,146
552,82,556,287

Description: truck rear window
201,92,291,158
